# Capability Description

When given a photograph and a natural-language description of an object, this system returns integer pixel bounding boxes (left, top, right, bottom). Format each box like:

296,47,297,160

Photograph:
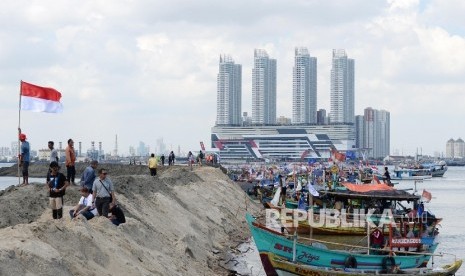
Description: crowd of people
17,132,125,225
17,133,217,223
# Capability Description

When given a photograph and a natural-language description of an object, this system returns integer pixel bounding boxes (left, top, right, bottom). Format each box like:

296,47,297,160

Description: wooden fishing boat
270,183,442,237
246,213,439,275
265,252,462,276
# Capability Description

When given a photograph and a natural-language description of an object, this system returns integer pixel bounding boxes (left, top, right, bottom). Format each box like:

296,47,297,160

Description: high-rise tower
292,47,317,124
330,49,354,124
252,49,277,125
362,107,390,158
216,55,242,126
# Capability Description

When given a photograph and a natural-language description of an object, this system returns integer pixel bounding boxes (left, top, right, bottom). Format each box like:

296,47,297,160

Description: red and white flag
20,81,63,113
422,189,432,203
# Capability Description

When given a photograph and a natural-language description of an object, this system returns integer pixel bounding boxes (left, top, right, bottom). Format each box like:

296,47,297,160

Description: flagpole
18,81,22,186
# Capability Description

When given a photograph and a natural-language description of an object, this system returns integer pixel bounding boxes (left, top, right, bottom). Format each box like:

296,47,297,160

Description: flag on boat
422,189,432,203
331,148,346,162
20,81,63,113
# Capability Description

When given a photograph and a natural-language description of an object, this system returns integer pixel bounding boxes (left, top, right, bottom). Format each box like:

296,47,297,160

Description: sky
1,0,465,157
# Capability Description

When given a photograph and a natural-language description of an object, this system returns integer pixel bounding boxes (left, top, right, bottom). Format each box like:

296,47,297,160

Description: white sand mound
0,166,261,275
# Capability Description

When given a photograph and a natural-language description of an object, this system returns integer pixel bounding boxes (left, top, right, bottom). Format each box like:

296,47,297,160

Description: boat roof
321,187,420,201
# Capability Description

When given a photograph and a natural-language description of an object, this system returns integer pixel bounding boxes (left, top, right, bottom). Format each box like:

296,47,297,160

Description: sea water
239,166,465,275
0,163,44,190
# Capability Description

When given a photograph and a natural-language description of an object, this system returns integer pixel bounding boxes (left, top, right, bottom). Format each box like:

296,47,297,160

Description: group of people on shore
148,151,176,176
17,132,125,225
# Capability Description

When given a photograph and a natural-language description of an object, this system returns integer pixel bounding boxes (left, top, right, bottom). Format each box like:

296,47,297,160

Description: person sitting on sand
70,187,97,220
109,202,126,226
47,161,70,219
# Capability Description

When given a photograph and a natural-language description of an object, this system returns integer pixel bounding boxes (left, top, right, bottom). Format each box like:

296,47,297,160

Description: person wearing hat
18,132,30,186
47,161,70,219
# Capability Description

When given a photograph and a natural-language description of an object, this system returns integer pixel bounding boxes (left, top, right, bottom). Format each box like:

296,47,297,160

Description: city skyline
1,0,464,156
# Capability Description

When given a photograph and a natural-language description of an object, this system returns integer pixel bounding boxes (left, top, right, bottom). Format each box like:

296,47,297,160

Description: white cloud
0,0,464,156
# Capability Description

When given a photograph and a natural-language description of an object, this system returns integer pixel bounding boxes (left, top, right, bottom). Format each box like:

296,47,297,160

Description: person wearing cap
47,161,70,219
18,132,30,186
65,138,76,185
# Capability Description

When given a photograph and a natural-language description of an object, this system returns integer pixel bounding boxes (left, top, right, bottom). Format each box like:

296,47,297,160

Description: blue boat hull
246,213,437,273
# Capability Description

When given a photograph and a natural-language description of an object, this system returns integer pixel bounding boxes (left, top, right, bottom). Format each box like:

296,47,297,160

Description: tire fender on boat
382,256,396,272
344,255,357,268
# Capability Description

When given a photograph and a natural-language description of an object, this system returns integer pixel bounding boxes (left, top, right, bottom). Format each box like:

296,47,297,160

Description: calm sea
0,163,44,190
236,166,465,275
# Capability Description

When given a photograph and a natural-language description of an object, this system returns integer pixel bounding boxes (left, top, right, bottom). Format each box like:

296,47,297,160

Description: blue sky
1,0,464,156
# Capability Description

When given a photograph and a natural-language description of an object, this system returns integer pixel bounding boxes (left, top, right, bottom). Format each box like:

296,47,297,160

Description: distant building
276,116,291,125
216,54,242,126
330,49,354,124
447,138,465,158
242,112,252,126
354,115,364,149
137,141,149,157
317,109,328,125
129,146,135,156
211,124,355,161
358,108,390,159
252,49,277,125
0,147,11,157
292,47,317,124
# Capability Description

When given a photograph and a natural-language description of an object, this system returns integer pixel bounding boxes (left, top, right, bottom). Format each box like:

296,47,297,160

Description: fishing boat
265,252,462,276
391,168,432,180
421,161,448,177
246,213,439,275
270,183,442,237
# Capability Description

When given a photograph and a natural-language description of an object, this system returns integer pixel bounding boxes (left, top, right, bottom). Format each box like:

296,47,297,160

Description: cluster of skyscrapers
216,48,357,126
213,48,390,160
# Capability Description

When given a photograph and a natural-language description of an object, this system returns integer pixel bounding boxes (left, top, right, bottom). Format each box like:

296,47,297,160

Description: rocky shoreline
0,164,261,275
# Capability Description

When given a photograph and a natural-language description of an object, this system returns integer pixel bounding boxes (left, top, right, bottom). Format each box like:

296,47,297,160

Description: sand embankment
0,165,261,275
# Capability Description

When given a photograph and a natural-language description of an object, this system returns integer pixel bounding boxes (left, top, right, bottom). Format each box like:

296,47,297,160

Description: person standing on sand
160,154,165,166
92,168,116,217
198,150,204,167
46,141,59,182
65,139,76,185
49,141,59,163
148,153,158,176
18,132,30,186
187,151,194,170
47,161,69,219
169,151,175,166
80,160,98,193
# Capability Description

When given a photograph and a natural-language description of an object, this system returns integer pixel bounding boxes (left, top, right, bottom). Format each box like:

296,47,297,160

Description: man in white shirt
49,141,59,163
70,187,98,220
